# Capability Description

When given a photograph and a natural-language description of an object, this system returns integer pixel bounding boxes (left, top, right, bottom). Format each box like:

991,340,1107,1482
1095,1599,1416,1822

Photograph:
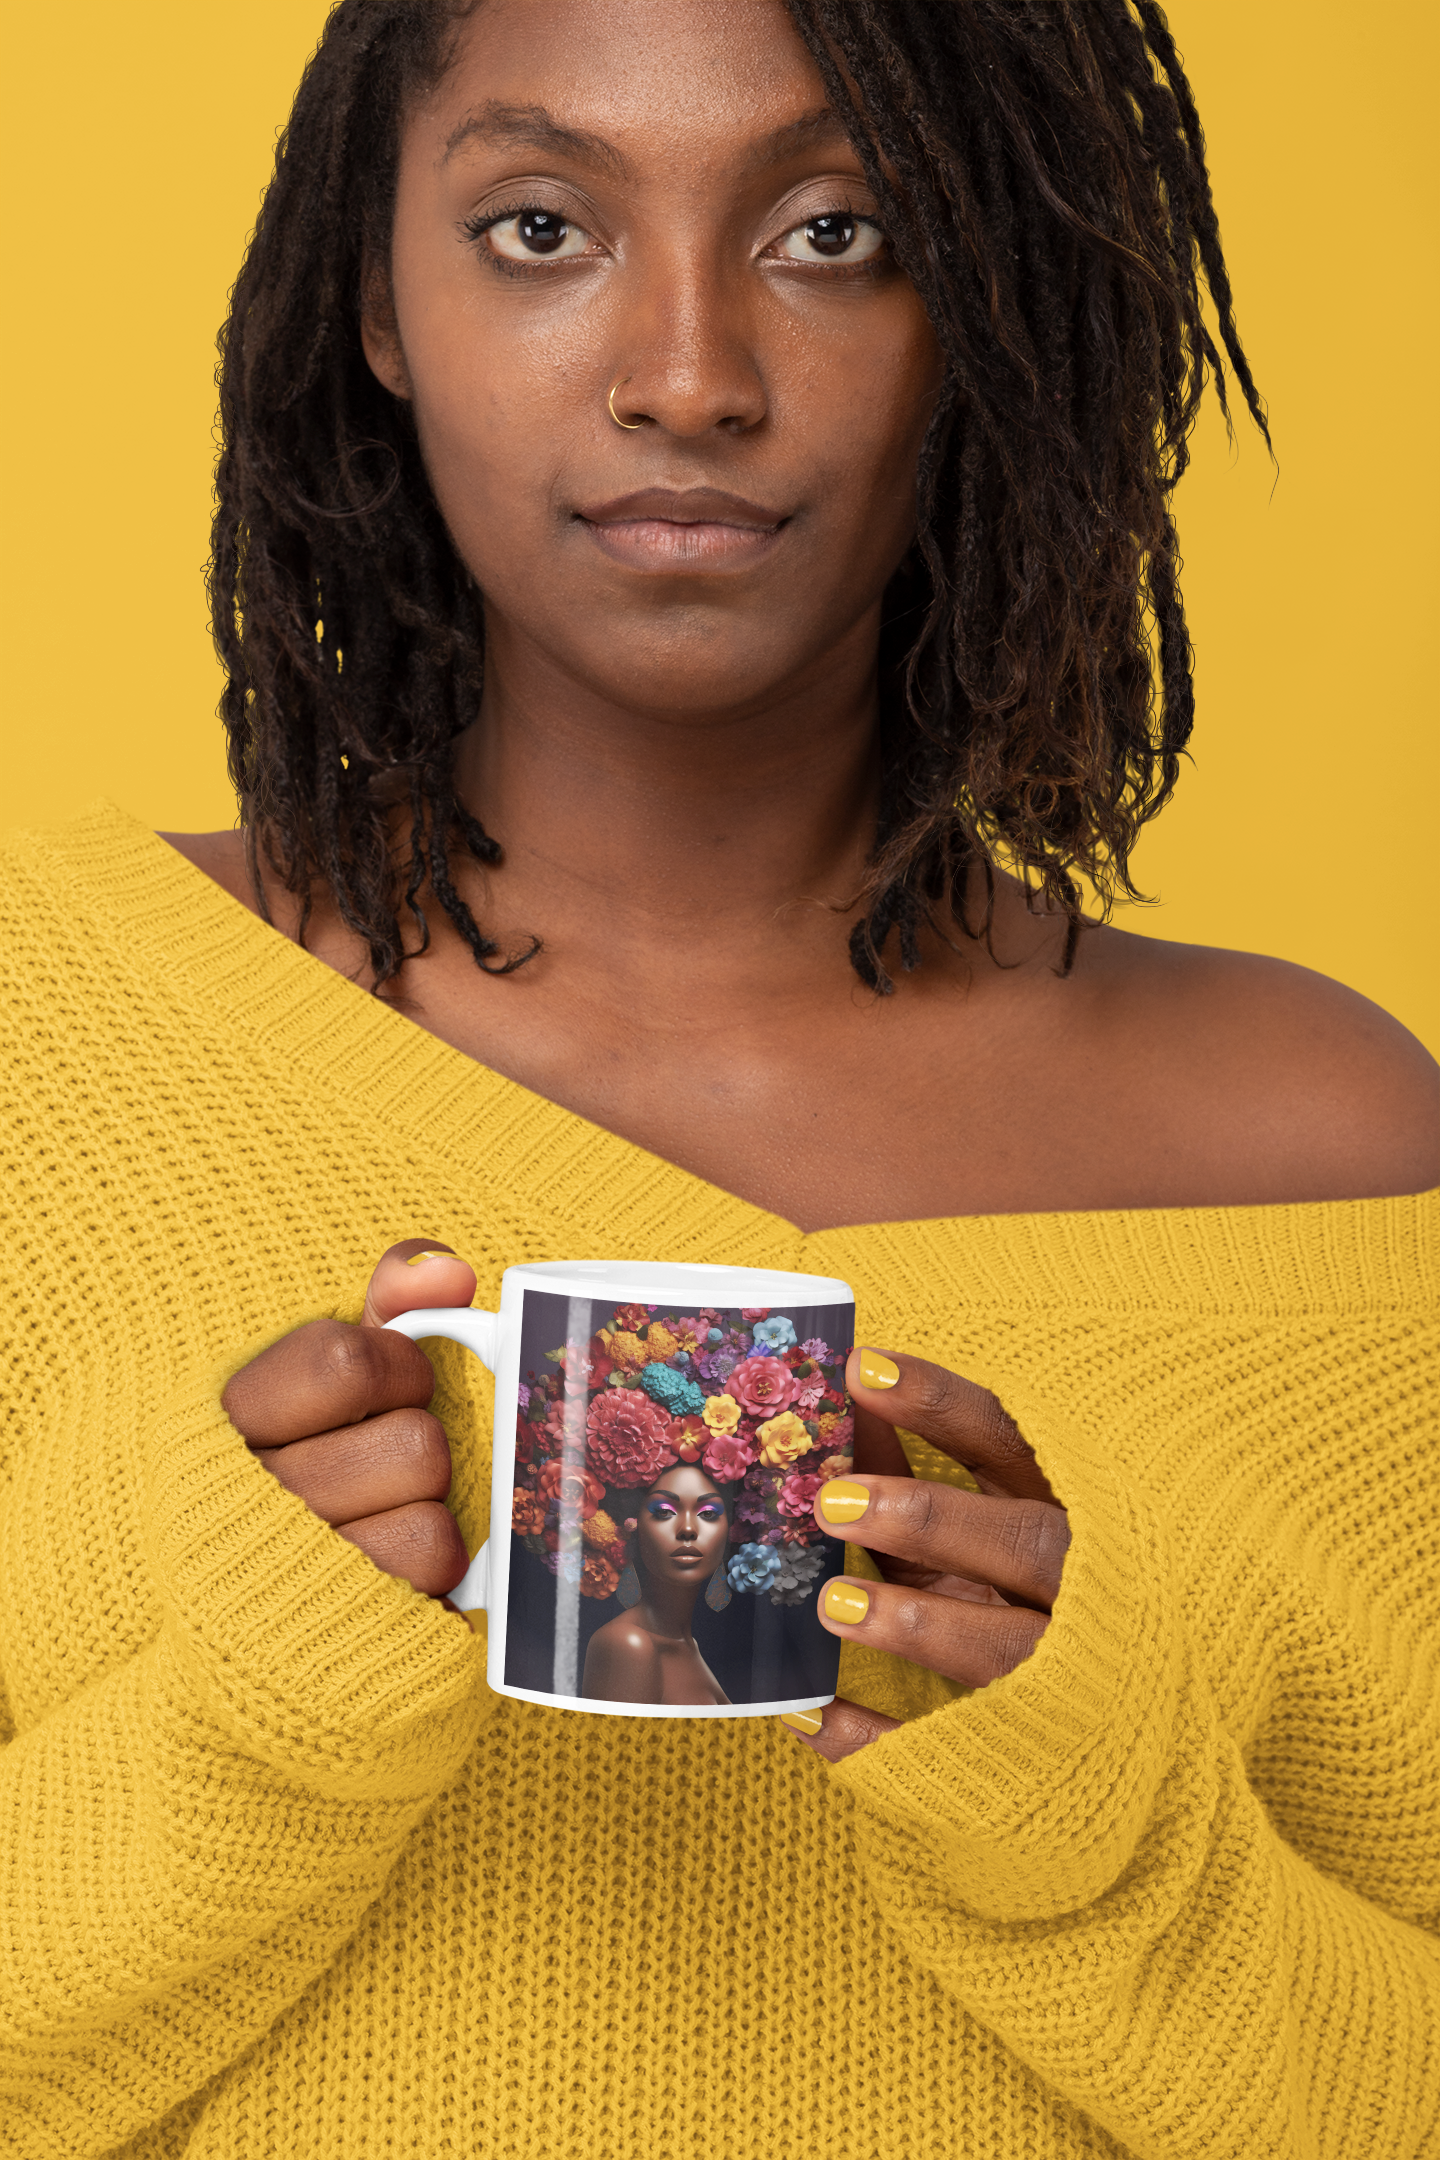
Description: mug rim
501,1259,855,1305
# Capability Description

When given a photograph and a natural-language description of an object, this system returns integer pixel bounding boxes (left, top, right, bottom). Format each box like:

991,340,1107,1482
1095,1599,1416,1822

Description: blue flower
707,1327,724,1344
639,1362,705,1416
752,1315,798,1354
727,1541,784,1595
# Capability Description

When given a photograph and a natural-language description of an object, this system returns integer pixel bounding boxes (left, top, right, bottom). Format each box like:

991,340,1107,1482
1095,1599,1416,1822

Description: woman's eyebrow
440,101,850,179
441,101,628,177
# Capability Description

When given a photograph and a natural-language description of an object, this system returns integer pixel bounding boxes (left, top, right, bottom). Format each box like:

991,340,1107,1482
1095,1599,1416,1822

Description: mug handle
383,1305,500,1616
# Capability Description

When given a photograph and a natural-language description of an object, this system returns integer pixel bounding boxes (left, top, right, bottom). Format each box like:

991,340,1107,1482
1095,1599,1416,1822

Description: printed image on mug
505,1291,855,1707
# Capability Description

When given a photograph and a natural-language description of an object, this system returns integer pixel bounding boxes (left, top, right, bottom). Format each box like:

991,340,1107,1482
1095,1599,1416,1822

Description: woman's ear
360,255,412,401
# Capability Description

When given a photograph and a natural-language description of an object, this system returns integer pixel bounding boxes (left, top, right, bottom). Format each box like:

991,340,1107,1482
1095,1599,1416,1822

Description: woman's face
366,0,944,719
634,1466,729,1586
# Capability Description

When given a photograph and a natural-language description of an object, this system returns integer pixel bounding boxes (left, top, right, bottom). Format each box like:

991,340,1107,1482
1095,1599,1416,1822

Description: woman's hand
221,1240,477,1600
784,1348,1069,1764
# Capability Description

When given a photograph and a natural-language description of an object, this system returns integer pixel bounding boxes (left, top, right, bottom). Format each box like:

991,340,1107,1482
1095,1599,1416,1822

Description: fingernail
405,1249,459,1266
823,1581,871,1626
818,1478,871,1526
780,1709,824,1734
858,1348,900,1390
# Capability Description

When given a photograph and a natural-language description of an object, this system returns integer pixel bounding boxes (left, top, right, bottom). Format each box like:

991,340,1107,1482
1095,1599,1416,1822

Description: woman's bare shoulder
1078,926,1439,1204
159,830,260,912
581,1616,663,1703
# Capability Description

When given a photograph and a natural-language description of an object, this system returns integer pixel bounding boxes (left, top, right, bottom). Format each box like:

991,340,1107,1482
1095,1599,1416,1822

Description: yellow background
3,3,1435,1052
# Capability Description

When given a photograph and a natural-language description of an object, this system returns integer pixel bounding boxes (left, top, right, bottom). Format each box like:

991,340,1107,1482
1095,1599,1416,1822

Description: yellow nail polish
780,1708,824,1734
405,1249,459,1266
818,1478,871,1525
823,1580,871,1626
858,1348,900,1390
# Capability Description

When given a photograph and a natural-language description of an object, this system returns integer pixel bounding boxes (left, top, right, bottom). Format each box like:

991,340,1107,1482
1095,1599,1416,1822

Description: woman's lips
580,517,781,570
574,486,788,572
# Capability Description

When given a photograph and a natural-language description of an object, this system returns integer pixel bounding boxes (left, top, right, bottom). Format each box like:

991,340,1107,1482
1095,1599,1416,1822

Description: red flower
740,1307,771,1323
586,1331,617,1386
673,1413,708,1463
537,1459,606,1520
515,1420,542,1466
614,1303,649,1332
727,1355,800,1418
585,1389,677,1486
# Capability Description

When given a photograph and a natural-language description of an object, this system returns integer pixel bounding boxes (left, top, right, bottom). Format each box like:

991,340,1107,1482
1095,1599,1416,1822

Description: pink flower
795,1376,826,1413
585,1390,677,1486
702,1430,757,1483
538,1459,606,1520
727,1355,799,1417
740,1307,771,1322
778,1471,823,1518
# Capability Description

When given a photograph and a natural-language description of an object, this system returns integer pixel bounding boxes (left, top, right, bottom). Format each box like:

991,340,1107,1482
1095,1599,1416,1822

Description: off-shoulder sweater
1,803,1437,2160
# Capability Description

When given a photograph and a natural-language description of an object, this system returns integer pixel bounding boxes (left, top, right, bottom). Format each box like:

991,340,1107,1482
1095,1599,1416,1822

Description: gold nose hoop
607,375,642,430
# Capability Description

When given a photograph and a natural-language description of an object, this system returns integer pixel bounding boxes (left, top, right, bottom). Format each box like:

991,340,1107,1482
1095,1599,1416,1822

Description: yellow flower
817,1410,839,1440
605,1329,647,1373
756,1411,812,1467
702,1392,742,1435
582,1510,619,1549
644,1323,678,1362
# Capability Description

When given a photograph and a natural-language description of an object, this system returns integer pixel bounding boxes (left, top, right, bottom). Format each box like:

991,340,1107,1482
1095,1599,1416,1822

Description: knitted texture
1,803,1437,2160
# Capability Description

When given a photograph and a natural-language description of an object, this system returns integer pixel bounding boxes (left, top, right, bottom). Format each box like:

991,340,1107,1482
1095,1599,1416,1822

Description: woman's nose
605,261,766,439
676,1523,698,1542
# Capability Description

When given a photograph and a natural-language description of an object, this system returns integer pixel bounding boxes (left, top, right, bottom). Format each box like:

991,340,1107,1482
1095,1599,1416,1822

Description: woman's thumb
361,1239,478,1328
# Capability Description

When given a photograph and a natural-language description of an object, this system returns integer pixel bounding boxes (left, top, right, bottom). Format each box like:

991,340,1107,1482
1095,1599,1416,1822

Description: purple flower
516,1383,531,1412
799,1338,831,1364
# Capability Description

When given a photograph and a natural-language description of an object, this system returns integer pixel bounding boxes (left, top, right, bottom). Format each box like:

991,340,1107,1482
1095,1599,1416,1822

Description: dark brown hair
212,0,1268,989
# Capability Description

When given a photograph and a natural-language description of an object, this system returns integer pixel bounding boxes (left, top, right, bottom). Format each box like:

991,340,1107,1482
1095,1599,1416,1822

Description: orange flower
581,1552,621,1600
582,1509,620,1549
605,1328,647,1374
511,1489,546,1538
673,1414,707,1462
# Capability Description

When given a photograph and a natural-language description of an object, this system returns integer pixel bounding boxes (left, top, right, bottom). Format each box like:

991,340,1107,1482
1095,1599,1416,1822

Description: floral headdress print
511,1303,855,1607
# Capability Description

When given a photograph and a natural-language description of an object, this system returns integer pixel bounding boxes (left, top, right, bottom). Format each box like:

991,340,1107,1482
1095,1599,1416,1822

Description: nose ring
607,375,642,429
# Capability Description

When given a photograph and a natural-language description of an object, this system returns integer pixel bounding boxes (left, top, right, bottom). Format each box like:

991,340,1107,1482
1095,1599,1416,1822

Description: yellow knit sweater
1,802,1436,2160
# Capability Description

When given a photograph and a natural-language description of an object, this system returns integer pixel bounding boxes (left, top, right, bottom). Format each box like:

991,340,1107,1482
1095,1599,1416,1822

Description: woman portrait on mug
583,1466,733,1706
2,0,1436,2155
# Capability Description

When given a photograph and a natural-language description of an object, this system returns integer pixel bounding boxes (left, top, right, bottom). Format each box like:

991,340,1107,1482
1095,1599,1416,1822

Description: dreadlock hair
213,0,1268,992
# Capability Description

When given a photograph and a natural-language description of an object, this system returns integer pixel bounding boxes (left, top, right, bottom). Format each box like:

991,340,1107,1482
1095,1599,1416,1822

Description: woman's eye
775,212,884,265
484,208,592,263
698,1503,723,1521
646,1498,677,1520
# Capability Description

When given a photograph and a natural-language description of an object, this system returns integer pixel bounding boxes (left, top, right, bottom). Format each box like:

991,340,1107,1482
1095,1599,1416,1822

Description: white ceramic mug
386,1260,857,1719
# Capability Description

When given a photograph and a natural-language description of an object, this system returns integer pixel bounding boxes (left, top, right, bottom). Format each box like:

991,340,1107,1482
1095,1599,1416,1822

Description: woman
582,1467,732,1705
2,0,1435,2156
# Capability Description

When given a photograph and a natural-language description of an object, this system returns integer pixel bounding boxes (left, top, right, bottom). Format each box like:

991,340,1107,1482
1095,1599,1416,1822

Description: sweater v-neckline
48,800,1439,1317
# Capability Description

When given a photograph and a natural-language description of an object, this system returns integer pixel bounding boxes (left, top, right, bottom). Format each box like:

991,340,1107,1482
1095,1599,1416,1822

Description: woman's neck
451,606,884,963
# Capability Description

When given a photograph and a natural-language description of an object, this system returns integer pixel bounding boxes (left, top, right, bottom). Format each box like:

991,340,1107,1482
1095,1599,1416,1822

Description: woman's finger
334,1499,471,1597
361,1239,478,1328
846,1347,1055,1502
778,1696,901,1763
259,1406,452,1526
816,1571,1049,1689
815,1473,1069,1610
223,1318,436,1446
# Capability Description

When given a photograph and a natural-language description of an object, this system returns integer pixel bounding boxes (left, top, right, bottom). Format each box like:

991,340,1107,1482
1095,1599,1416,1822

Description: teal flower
639,1361,705,1416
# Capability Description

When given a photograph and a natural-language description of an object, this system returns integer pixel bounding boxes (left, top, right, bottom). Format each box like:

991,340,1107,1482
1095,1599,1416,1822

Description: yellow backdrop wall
2,3,1435,1053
